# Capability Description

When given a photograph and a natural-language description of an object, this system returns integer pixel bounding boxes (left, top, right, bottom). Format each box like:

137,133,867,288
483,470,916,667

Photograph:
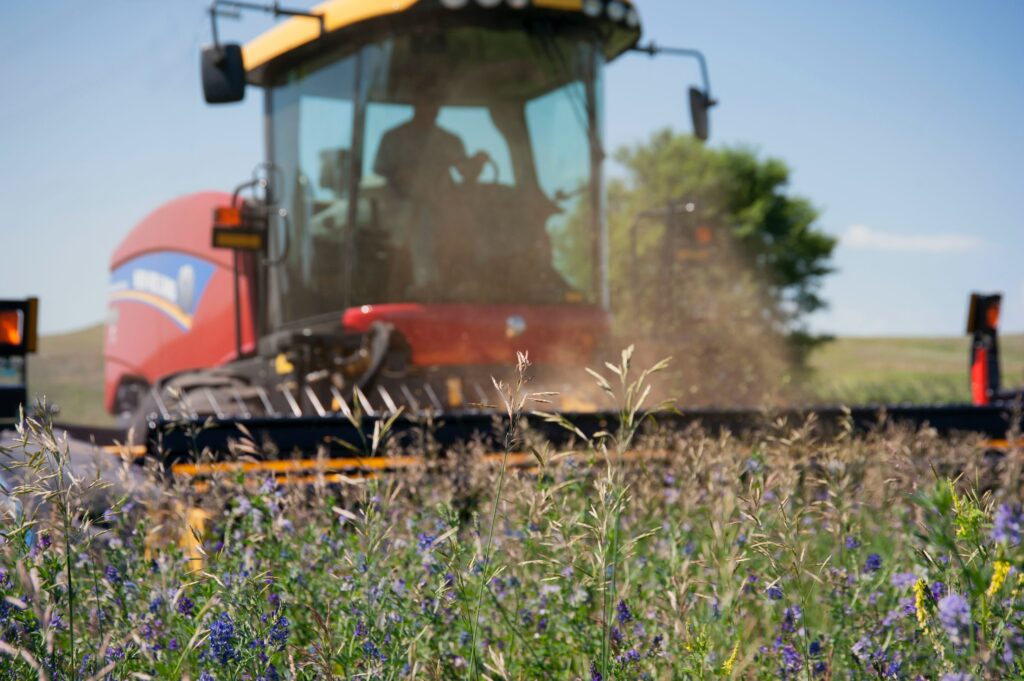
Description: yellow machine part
244,0,636,75
244,0,419,72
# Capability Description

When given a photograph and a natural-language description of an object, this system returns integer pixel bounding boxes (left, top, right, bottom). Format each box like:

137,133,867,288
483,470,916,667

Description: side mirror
201,43,246,104
689,87,714,142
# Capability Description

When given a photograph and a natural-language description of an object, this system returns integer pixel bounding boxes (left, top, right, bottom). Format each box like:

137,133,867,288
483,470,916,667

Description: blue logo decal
109,252,216,331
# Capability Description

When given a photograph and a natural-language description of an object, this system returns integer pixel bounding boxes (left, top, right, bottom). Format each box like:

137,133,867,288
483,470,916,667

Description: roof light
607,1,627,21
582,0,603,17
625,6,640,27
440,0,469,8
476,0,502,7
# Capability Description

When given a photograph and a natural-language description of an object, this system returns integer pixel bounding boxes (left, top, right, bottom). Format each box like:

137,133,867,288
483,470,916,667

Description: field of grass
25,325,1024,426
2,357,1023,679
807,334,1024,405
28,324,115,426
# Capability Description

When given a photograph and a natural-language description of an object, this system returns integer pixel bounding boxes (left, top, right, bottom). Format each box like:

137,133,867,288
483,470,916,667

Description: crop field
2,353,1023,679
808,335,1024,406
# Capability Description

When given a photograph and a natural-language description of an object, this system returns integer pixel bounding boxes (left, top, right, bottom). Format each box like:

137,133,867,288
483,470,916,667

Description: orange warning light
0,310,22,347
695,225,713,245
986,302,1000,330
213,206,242,228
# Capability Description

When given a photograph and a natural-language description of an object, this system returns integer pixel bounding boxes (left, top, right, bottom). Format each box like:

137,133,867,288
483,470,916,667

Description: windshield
267,25,604,326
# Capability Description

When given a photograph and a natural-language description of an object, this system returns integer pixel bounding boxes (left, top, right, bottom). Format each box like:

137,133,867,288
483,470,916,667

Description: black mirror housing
202,43,247,104
689,87,711,142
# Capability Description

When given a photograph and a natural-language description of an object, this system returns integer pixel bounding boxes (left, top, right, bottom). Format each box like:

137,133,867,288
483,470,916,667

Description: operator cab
265,20,608,323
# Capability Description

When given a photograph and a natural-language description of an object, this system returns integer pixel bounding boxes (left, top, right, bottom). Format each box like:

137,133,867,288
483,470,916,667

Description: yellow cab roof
243,0,638,76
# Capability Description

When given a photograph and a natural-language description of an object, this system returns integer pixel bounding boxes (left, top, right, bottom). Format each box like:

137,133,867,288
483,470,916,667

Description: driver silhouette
373,99,487,199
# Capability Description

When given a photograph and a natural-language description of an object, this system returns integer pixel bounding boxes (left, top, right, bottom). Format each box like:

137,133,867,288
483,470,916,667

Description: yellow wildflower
721,641,739,676
988,560,1012,598
913,579,929,630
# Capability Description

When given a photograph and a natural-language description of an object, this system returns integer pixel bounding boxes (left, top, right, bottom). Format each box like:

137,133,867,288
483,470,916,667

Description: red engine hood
341,304,609,367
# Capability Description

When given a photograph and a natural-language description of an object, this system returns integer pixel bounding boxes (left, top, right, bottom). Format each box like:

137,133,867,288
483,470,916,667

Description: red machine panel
104,192,254,412
342,303,608,367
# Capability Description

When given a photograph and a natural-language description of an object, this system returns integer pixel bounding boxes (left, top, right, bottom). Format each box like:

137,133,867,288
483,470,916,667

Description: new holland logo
109,252,215,331
505,315,527,339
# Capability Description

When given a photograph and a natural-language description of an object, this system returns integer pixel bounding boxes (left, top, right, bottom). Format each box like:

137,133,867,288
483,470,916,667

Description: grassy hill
29,323,113,426
25,324,1024,425
807,334,1024,405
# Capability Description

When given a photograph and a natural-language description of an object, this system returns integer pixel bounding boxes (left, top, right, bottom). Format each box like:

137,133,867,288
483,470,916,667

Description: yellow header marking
171,449,672,480
102,444,148,460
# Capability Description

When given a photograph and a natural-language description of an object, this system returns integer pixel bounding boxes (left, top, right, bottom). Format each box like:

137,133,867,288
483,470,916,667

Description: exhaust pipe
966,293,1002,405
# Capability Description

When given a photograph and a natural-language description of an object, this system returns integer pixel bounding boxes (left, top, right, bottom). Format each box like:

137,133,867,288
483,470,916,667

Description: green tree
608,129,836,365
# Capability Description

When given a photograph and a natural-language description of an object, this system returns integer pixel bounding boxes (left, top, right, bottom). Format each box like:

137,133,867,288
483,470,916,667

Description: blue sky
1,0,1021,335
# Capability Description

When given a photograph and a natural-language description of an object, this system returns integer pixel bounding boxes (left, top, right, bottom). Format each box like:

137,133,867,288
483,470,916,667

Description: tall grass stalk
585,347,671,677
468,351,534,679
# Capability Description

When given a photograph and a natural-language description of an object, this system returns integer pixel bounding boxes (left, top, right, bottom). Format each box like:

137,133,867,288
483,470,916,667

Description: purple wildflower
992,504,1022,546
589,661,603,681
104,565,121,585
207,611,237,665
931,581,947,600
616,648,641,665
363,639,385,662
780,644,803,675
269,615,289,650
610,626,624,646
767,584,784,601
940,674,973,681
782,605,802,633
1002,625,1024,664
852,637,873,662
616,600,633,624
891,572,917,589
177,596,195,618
845,536,861,550
417,533,436,552
198,672,215,681
863,553,882,573
937,594,971,646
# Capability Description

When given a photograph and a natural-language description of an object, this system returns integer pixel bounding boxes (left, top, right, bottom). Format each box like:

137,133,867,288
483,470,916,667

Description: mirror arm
208,0,326,48
630,43,716,105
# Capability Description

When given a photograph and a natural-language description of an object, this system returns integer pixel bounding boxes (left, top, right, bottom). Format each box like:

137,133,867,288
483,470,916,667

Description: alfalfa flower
992,503,1023,546
987,560,1012,599
937,593,971,646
